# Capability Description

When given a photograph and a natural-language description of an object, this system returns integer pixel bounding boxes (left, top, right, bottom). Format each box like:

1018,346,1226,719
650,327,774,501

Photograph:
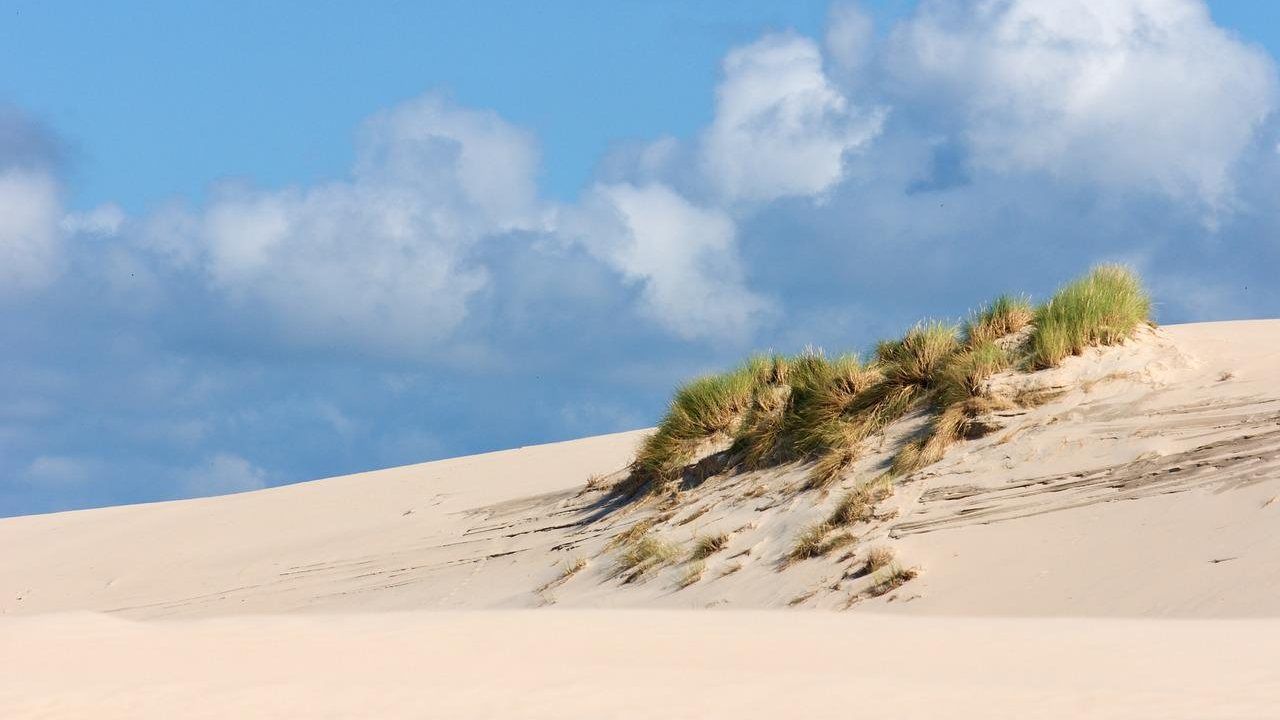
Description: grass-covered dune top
627,265,1153,498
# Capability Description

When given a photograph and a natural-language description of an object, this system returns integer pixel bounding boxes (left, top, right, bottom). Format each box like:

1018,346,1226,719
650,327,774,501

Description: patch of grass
720,561,743,577
866,563,918,598
934,341,1012,409
606,517,659,550
875,320,961,390
893,340,1015,476
1028,264,1152,369
804,441,860,491
632,364,762,488
822,531,857,555
828,477,892,526
801,324,960,489
539,557,588,593
788,522,833,562
963,294,1034,346
864,546,895,573
677,561,706,589
690,532,730,560
615,533,681,581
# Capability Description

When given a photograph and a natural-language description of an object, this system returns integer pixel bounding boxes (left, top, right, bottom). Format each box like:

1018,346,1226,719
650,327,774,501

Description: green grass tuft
633,363,762,489
615,533,681,581
788,522,834,562
963,294,1034,346
828,477,893,526
1028,264,1152,369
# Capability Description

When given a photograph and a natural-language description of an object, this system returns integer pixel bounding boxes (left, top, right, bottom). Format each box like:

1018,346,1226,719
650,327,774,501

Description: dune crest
3,320,1277,618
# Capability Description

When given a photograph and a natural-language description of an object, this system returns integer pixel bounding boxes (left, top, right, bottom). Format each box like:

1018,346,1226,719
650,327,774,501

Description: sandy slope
2,320,1279,717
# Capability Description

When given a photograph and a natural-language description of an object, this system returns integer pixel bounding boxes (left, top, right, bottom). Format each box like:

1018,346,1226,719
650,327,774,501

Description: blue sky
3,0,1280,516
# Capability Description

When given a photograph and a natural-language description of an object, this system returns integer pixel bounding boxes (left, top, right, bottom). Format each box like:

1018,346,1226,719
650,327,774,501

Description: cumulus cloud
61,203,125,238
701,33,885,203
565,183,773,340
825,2,876,81
0,169,63,294
164,94,545,355
886,0,1277,208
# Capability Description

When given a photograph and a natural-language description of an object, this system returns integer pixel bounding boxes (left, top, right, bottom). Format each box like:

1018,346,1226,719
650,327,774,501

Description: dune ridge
2,319,1279,717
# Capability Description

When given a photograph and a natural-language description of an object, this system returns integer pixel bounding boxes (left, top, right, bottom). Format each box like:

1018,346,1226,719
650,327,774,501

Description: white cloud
173,94,546,355
179,453,268,498
701,33,885,203
0,168,63,294
565,183,773,341
825,2,876,81
21,455,91,486
62,203,125,238
887,0,1277,208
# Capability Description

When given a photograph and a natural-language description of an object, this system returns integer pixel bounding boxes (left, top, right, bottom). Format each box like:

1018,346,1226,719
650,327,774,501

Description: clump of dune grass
788,522,834,562
822,531,857,555
875,320,961,390
801,323,959,489
963,294,1034,346
733,350,879,471
864,546,895,574
720,560,743,577
615,533,681,582
1028,264,1152,369
892,339,1015,476
631,364,763,492
829,476,893,526
787,520,860,563
690,532,730,560
677,561,706,589
606,517,659,550
866,563,918,598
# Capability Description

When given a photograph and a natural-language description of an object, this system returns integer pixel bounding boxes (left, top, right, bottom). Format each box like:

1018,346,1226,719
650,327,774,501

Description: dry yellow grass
866,563,918,598
788,522,833,562
690,532,730,560
615,534,681,582
829,476,893,526
865,546,895,573
677,561,706,589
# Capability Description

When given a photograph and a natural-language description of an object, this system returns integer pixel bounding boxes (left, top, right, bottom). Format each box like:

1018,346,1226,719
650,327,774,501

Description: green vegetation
619,264,1152,500
829,476,892,526
788,522,834,562
963,294,1034,346
615,533,681,582
1028,265,1152,369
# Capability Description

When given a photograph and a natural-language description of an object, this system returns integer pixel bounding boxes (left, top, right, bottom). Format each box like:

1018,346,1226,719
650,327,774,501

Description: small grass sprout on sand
866,563,918,598
788,522,834,562
677,561,706,589
615,533,682,583
690,532,730,560
864,546,895,573
829,476,894,527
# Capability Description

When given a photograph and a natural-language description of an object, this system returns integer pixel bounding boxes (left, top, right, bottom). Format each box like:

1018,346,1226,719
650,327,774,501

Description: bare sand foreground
2,320,1279,717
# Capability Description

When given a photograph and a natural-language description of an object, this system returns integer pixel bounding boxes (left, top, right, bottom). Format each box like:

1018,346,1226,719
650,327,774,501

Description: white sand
2,320,1279,717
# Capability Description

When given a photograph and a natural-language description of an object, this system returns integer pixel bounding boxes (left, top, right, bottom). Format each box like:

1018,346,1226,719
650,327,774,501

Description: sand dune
3,320,1279,717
